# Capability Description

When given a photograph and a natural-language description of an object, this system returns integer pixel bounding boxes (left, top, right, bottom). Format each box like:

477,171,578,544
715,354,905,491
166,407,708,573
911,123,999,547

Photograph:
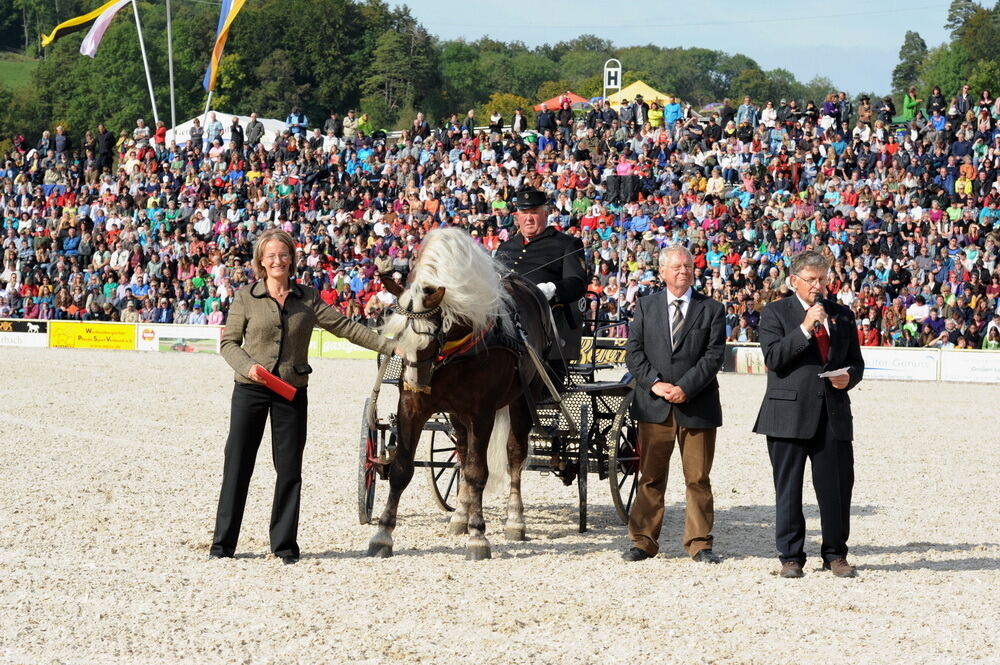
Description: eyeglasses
792,274,828,286
263,253,291,263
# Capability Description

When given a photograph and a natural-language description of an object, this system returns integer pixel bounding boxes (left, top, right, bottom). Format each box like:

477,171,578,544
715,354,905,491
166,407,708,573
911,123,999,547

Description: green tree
730,68,777,104
364,31,412,112
241,50,309,118
801,76,836,104
892,31,928,94
966,58,1000,97
918,42,971,97
575,74,603,99
558,50,605,84
439,40,486,112
508,53,559,99
956,7,1000,64
945,0,980,38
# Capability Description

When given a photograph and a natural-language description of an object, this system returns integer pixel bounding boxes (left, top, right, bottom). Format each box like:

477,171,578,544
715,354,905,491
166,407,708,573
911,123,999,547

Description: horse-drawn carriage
358,332,640,533
355,228,642,559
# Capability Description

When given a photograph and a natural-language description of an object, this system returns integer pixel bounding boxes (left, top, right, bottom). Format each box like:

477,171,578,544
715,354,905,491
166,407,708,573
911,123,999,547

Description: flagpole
131,0,159,125
201,90,214,151
165,0,176,131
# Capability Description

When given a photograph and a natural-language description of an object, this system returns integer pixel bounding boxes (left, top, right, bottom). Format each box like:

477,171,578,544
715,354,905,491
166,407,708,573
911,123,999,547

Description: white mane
383,228,513,356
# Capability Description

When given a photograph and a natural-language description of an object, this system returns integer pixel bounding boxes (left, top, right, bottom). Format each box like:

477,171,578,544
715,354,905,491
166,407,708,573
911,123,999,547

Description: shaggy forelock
383,228,513,356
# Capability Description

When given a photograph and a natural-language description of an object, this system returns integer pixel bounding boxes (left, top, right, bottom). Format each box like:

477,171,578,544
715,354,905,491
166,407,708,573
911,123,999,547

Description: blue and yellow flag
202,0,247,91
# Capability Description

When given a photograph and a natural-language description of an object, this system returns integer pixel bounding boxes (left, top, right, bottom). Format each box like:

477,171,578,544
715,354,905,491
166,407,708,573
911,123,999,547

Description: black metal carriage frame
358,320,641,533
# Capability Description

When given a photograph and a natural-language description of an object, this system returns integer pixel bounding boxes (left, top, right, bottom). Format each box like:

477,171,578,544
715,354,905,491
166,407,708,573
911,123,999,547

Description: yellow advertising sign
320,332,378,360
578,337,628,365
50,321,136,350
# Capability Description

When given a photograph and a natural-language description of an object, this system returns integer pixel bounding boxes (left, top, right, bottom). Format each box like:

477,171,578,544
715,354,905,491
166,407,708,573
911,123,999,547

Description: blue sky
399,0,952,95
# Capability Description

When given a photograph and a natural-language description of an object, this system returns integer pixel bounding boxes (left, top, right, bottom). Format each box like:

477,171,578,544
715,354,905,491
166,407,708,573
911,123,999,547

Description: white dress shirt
796,294,829,339
667,287,692,320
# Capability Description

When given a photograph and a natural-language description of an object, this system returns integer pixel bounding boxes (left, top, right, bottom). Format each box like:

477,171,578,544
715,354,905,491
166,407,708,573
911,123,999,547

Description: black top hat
513,188,548,210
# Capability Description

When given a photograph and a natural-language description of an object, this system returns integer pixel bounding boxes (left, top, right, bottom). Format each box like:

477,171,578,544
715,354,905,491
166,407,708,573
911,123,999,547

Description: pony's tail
483,406,510,498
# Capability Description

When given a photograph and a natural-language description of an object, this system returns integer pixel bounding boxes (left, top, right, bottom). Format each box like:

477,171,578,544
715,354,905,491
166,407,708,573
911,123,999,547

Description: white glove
537,282,557,301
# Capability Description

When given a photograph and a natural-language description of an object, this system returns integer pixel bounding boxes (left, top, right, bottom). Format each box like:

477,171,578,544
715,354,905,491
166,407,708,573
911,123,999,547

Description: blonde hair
383,228,513,357
252,229,296,279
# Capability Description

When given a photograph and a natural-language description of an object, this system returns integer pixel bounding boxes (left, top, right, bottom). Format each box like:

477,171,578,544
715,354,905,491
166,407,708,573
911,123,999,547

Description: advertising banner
577,337,628,365
861,347,939,381
0,319,49,348
939,350,1000,383
49,321,136,350
723,344,766,374
136,324,222,353
319,332,378,360
308,329,322,358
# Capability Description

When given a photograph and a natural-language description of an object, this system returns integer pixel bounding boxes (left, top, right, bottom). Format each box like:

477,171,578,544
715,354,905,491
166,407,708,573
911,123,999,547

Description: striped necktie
671,299,684,349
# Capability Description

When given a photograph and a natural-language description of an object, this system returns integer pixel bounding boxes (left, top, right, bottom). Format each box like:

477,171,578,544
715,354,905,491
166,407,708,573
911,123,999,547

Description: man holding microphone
753,250,865,578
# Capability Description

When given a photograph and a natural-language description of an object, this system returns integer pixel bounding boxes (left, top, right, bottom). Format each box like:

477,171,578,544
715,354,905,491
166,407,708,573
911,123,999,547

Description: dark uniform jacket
752,295,865,441
495,226,587,359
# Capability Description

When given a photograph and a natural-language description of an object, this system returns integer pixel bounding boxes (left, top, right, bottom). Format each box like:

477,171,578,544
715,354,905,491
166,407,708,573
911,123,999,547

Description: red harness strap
436,322,494,363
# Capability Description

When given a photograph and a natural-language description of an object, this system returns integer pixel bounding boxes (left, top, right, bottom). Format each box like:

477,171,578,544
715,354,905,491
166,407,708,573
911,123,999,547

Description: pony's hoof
465,540,491,560
367,543,393,558
504,525,526,541
447,519,469,536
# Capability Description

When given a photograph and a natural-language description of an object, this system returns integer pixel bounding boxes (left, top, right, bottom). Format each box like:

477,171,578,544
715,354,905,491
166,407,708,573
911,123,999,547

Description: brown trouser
628,411,716,557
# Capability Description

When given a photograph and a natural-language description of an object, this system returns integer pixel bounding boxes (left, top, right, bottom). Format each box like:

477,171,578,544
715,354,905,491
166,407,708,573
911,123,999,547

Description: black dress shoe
692,549,722,564
209,552,233,560
622,547,654,561
281,555,300,565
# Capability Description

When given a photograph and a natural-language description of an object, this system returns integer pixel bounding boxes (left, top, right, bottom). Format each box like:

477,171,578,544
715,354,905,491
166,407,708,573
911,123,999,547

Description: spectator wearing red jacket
858,318,881,346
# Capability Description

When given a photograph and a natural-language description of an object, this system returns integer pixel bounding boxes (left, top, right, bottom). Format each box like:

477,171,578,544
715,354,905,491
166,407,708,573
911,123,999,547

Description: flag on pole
40,0,126,48
79,0,132,58
202,0,247,91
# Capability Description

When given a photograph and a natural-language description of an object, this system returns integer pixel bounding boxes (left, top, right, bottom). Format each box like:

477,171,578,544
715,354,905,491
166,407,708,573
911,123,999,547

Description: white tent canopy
165,111,288,149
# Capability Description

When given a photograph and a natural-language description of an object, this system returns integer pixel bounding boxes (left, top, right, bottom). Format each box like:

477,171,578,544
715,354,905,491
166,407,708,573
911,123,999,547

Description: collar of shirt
666,287,692,314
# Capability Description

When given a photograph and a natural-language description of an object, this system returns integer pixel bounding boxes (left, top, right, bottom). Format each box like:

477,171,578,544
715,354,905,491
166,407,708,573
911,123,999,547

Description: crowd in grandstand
3,86,1000,349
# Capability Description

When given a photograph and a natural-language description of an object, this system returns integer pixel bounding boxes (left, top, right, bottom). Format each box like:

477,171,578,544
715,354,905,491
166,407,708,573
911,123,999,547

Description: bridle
392,298,445,394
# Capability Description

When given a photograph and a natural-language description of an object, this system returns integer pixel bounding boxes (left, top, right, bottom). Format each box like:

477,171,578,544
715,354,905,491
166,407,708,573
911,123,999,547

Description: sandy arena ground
1,346,999,665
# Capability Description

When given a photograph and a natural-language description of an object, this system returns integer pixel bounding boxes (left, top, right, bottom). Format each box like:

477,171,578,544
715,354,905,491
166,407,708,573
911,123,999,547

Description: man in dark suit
622,245,726,563
495,188,587,376
753,250,865,579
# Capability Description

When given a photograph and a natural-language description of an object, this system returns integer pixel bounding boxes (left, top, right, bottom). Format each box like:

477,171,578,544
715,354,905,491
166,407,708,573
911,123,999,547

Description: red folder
258,367,298,401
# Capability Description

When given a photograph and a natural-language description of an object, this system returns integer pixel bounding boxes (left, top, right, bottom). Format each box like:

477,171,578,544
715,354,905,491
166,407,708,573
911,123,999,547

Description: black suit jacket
752,295,864,441
626,290,726,429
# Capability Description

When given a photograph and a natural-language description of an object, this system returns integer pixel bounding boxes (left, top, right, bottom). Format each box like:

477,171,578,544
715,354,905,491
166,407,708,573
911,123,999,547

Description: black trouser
766,407,854,565
211,383,308,558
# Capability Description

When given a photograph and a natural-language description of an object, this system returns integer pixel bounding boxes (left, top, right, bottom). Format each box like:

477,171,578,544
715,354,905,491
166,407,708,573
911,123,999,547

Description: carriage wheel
577,405,590,533
427,416,460,512
607,391,640,525
357,399,381,524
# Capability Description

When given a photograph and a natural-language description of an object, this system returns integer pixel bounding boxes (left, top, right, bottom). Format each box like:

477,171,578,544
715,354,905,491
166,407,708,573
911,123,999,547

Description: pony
369,227,551,560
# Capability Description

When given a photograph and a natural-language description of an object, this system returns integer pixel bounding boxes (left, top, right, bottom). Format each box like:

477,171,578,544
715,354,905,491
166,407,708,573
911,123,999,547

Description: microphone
810,296,828,333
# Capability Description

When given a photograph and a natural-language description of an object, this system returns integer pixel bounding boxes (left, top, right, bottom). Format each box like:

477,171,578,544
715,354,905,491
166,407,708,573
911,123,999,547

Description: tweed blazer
221,280,394,388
